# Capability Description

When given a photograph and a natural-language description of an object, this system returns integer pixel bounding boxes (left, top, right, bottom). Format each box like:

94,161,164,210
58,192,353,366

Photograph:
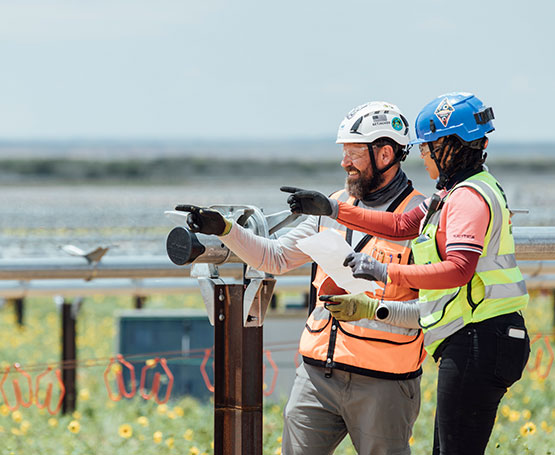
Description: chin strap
366,143,409,176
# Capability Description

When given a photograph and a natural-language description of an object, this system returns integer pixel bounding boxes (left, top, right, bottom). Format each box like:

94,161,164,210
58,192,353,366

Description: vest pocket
304,307,331,333
494,329,530,387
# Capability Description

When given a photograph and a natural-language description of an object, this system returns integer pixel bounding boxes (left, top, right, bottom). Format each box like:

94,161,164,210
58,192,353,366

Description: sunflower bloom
173,406,184,417
20,421,31,434
0,405,10,416
166,437,175,448
509,410,520,422
68,420,81,434
184,428,194,441
500,405,510,417
118,424,133,439
520,422,536,436
190,448,200,455
137,416,149,427
79,388,90,401
522,409,531,420
157,404,168,415
48,418,58,427
153,431,163,444
11,411,22,423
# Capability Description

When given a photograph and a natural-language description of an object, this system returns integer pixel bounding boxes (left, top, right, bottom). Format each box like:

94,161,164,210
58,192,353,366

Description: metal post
134,295,146,309
213,284,262,455
13,298,24,326
61,299,77,414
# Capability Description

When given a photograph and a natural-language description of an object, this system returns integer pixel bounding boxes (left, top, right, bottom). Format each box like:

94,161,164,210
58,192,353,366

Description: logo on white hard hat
434,98,455,127
391,117,403,131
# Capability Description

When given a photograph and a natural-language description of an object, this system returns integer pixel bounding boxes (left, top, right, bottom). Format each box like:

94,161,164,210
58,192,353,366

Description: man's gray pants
282,363,421,455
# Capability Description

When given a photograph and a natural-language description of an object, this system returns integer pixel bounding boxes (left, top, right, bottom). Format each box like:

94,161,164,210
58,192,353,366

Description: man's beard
345,167,385,200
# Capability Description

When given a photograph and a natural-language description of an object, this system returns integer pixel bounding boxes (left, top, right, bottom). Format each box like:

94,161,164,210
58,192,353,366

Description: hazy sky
0,0,553,142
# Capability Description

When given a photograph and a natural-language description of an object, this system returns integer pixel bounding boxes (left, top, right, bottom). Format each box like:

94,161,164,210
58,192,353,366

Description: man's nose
341,154,352,168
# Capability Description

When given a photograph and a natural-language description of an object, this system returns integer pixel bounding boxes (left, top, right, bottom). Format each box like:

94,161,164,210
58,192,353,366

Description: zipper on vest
324,317,339,378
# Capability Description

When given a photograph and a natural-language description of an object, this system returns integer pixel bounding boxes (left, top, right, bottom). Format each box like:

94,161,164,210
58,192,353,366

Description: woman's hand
343,252,388,283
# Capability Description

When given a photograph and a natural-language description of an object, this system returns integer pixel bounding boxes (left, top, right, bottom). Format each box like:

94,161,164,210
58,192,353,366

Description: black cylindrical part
166,227,206,265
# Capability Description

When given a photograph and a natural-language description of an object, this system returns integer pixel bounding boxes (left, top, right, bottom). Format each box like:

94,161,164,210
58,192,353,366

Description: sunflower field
0,290,552,455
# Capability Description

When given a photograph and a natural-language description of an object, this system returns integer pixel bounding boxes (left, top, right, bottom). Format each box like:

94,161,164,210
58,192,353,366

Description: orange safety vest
300,185,426,379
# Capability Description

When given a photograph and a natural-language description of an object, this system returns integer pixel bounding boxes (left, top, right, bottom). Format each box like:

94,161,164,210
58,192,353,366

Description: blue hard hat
410,92,495,145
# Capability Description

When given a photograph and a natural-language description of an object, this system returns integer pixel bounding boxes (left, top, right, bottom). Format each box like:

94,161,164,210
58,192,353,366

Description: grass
0,291,553,454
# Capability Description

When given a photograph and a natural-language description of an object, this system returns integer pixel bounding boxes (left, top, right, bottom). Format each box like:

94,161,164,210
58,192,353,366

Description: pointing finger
280,186,305,194
175,204,201,213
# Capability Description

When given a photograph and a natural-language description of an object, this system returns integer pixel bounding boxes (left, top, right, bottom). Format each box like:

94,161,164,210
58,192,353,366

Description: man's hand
343,252,388,283
280,186,333,216
174,204,231,236
319,293,379,321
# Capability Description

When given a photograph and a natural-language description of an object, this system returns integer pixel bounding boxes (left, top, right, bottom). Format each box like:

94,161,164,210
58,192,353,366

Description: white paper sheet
297,229,383,294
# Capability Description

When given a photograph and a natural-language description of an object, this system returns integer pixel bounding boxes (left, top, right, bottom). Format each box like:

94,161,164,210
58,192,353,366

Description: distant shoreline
0,155,553,184
0,140,553,162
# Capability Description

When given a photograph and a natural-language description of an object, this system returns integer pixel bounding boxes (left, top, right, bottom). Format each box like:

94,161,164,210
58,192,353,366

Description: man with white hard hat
177,101,426,455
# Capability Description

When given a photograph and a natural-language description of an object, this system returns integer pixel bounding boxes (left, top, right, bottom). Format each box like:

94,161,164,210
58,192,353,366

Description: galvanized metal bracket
243,277,276,327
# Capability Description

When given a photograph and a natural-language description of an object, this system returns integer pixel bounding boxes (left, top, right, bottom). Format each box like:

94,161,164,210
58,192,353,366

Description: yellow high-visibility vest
412,171,529,355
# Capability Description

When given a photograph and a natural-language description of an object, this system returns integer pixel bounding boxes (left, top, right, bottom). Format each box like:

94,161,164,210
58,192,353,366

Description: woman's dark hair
436,135,487,177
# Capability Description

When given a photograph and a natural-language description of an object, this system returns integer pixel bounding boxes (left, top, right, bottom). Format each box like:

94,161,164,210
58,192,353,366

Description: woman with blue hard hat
283,92,531,454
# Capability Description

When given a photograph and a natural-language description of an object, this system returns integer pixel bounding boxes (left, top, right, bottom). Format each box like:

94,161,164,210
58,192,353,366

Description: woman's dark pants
432,312,530,455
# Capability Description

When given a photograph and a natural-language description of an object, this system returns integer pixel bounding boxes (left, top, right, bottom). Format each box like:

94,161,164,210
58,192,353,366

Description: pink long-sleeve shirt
336,187,490,290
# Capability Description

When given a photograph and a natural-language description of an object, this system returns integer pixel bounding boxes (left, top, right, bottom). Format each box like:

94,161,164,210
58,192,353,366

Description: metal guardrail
0,227,553,280
0,227,553,298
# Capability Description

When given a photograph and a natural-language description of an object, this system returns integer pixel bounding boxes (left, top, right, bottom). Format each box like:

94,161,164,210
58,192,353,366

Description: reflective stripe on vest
300,187,426,378
413,171,529,355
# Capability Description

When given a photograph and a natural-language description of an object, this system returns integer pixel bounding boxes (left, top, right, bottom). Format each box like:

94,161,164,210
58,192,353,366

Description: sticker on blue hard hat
391,117,403,131
434,98,455,127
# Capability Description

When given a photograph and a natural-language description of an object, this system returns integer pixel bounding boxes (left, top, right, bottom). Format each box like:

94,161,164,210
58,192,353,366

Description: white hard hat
336,101,410,146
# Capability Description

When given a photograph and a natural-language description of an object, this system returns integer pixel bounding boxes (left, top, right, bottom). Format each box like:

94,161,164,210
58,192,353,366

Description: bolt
218,313,225,321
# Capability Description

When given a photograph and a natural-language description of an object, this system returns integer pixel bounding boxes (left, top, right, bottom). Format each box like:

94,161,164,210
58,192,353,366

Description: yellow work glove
319,293,379,321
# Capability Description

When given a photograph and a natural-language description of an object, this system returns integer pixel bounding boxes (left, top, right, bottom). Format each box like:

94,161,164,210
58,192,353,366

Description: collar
442,166,484,191
360,169,409,207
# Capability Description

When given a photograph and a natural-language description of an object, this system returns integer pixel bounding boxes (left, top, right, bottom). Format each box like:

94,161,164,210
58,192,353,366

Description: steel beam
61,299,77,414
213,284,262,455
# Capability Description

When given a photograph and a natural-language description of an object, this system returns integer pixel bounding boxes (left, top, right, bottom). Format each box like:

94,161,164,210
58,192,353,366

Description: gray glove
174,204,232,236
343,252,388,283
280,186,334,216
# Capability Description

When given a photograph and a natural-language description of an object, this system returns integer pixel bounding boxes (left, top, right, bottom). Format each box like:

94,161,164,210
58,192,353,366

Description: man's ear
378,145,395,166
